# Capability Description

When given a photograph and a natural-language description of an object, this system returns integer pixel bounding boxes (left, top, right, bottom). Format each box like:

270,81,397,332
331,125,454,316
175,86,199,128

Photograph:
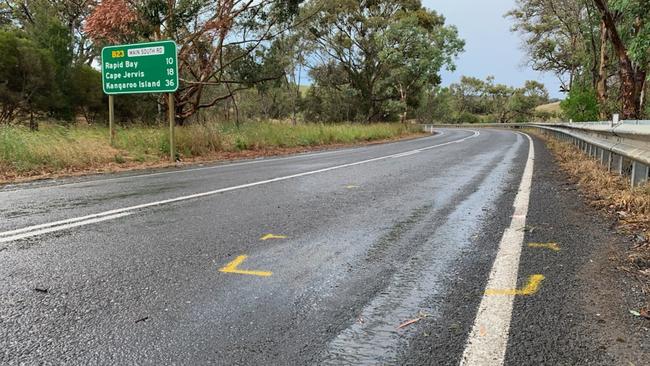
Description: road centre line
460,132,534,366
2,132,448,192
0,130,478,243
0,213,132,244
391,150,421,158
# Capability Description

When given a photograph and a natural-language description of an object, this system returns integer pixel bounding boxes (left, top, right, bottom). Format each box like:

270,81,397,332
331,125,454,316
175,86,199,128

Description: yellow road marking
218,255,272,277
528,242,560,251
260,234,287,241
485,274,545,296
345,185,360,189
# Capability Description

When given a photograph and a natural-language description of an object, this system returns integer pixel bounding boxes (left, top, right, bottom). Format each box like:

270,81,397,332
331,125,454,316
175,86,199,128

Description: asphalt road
1,128,647,365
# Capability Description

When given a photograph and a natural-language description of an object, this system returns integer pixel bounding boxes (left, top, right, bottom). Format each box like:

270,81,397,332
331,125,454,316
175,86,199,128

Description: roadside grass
0,121,421,181
532,130,650,298
534,101,561,115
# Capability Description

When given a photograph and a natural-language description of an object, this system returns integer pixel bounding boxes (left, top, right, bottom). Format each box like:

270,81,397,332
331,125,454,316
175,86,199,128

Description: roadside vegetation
534,131,649,313
2,0,646,181
509,0,649,122
0,121,421,182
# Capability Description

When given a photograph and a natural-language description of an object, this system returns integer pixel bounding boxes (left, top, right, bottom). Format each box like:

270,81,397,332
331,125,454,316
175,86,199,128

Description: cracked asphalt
1,128,647,365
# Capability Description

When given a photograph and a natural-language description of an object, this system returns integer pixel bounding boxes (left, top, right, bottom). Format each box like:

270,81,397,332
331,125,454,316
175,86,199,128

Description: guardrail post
607,151,613,171
631,161,649,187
613,154,623,174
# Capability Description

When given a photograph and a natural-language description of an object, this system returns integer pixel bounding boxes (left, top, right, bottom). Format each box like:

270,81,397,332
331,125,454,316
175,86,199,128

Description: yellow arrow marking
528,242,560,251
218,255,272,277
260,234,287,241
485,274,545,296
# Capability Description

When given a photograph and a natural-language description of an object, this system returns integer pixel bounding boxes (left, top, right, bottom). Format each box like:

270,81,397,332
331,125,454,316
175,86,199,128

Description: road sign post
101,40,179,161
168,93,175,162
108,95,115,146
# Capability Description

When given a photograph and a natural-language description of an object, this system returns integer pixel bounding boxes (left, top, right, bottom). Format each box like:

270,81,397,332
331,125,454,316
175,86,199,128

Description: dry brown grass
532,131,650,299
0,122,425,184
535,101,562,114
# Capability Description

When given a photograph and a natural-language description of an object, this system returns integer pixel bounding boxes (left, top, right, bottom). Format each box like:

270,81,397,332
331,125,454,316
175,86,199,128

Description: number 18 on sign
101,40,178,161
101,40,178,94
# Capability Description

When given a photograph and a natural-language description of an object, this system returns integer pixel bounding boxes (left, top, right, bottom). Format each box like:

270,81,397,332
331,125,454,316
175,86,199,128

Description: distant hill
535,101,561,114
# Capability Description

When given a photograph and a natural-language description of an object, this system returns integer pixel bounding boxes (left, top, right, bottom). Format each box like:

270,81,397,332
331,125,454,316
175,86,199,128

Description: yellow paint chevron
218,255,272,277
485,274,545,296
260,234,287,241
528,242,560,251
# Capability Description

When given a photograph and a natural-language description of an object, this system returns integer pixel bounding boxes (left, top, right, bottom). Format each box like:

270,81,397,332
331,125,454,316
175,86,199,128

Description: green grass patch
0,121,421,178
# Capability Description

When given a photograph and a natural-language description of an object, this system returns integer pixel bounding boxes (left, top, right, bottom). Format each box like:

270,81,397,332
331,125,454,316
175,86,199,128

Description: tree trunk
399,84,407,124
29,109,38,131
640,78,647,118
593,0,642,119
596,19,609,119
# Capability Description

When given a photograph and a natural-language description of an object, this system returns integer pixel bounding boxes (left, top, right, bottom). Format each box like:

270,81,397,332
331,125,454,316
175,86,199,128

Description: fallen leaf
479,325,487,337
639,309,650,320
397,317,421,329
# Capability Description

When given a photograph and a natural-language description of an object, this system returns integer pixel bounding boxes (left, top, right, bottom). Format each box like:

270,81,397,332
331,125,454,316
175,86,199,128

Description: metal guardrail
423,121,650,187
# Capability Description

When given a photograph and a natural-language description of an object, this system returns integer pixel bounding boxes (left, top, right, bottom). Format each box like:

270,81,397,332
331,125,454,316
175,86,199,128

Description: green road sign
101,40,178,95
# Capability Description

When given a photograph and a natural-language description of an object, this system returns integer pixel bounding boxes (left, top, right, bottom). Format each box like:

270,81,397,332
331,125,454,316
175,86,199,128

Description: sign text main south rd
101,40,178,95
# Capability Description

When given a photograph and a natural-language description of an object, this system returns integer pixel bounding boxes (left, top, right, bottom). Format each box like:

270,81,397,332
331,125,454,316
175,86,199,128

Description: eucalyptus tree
85,0,303,123
302,0,463,122
592,0,648,119
508,0,650,119
379,13,463,123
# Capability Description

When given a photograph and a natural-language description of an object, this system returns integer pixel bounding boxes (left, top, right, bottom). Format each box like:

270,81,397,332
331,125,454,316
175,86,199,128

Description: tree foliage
508,0,650,120
83,0,303,123
417,76,550,124
302,0,463,122
0,30,57,127
560,86,600,121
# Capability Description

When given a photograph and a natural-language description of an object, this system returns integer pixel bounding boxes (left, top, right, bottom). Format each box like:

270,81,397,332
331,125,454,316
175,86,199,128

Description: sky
423,0,564,99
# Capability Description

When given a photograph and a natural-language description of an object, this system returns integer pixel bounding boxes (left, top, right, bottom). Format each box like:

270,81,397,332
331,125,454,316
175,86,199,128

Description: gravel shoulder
504,134,649,365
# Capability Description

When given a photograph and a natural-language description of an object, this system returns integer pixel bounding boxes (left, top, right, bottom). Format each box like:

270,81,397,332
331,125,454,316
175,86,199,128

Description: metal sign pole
101,40,178,156
168,93,175,162
108,95,115,146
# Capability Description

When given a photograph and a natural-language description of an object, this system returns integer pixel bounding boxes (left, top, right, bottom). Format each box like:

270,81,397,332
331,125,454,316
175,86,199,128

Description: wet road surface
1,129,647,365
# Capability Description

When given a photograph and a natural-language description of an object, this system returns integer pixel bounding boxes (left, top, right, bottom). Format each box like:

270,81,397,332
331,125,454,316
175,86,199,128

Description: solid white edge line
0,212,133,244
0,129,479,242
459,132,534,366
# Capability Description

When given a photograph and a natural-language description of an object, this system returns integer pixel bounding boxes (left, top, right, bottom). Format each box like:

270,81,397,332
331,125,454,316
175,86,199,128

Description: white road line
1,133,448,191
391,150,421,158
0,130,479,243
460,132,534,366
0,213,132,244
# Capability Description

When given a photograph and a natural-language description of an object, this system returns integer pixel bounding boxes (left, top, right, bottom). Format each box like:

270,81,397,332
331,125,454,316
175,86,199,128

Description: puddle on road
321,134,524,364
